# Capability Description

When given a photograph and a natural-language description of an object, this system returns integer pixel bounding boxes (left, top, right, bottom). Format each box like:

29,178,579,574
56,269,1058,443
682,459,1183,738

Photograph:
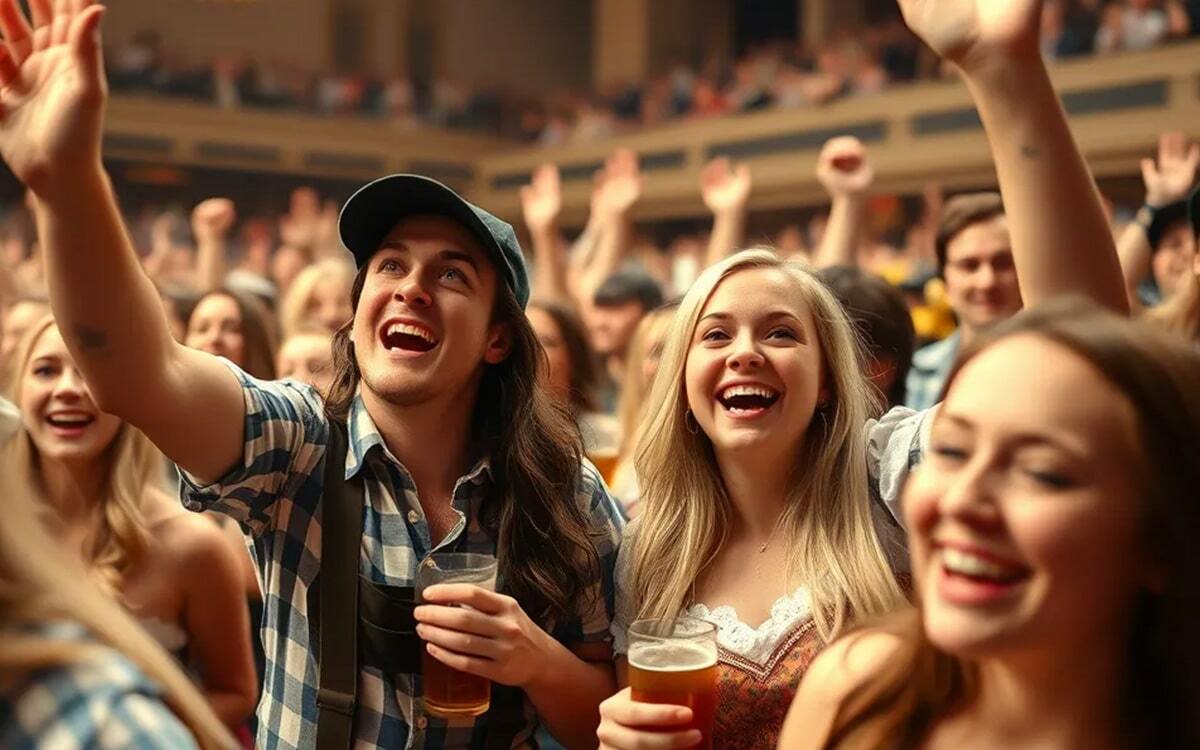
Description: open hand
191,198,237,243
1142,131,1200,208
0,0,107,198
520,163,562,235
699,157,751,215
597,688,700,750
897,0,1043,72
816,136,875,198
593,148,643,222
414,584,553,689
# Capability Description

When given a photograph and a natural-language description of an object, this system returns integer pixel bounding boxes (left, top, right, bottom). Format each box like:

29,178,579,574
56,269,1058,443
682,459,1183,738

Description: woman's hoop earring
684,409,700,435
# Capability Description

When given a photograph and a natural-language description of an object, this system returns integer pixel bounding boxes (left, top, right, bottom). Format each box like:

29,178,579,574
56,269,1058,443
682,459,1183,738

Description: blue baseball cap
338,174,530,308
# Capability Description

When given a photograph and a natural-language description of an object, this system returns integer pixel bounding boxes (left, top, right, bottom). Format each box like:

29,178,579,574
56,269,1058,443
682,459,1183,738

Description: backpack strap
316,419,362,750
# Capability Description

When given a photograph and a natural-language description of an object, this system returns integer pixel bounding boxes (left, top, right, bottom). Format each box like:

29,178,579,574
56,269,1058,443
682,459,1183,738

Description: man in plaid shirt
45,167,625,748
15,4,625,741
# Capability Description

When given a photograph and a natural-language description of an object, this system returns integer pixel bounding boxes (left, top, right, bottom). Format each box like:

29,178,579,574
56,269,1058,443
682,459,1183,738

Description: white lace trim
686,587,813,666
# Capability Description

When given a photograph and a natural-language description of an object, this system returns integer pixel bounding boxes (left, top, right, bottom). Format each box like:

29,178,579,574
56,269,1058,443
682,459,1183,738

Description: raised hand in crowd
1118,130,1200,312
520,162,570,302
192,197,236,292
898,0,1126,313
571,147,643,311
1143,130,1200,209
699,156,751,267
813,135,875,269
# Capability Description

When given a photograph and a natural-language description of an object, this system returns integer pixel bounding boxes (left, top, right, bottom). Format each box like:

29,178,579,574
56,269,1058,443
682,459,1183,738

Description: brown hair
187,289,278,380
826,298,1200,749
934,192,1006,276
527,298,602,415
325,265,604,628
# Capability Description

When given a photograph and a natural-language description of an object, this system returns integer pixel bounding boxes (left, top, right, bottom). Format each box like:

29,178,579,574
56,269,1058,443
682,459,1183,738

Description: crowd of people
106,0,1200,143
3,0,1200,749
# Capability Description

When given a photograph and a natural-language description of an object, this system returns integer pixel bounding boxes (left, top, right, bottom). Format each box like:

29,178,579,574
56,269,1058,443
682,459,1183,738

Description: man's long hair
325,266,602,628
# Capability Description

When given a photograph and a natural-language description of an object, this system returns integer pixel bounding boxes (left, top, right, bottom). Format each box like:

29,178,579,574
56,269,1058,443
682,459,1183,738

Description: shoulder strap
316,419,363,750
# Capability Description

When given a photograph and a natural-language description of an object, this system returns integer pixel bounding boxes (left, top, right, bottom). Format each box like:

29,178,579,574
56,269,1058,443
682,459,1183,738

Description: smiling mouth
941,547,1030,585
380,322,439,353
716,384,781,416
46,414,96,430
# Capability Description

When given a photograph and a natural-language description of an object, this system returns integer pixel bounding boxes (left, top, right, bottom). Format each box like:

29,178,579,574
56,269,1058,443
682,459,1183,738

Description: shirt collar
911,329,961,372
343,393,492,485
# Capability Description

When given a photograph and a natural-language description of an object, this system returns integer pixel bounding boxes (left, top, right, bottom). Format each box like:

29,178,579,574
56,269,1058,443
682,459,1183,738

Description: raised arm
899,0,1128,313
8,0,243,482
576,148,642,308
192,197,236,293
812,136,875,269
1118,131,1199,312
700,156,752,268
520,163,571,304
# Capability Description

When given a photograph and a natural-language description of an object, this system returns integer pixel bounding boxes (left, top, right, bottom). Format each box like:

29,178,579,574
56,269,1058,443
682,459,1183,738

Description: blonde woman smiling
4,316,258,729
597,0,1130,740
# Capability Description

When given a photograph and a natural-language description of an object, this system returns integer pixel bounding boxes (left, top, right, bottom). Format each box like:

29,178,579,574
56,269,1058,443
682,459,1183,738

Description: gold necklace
757,514,786,554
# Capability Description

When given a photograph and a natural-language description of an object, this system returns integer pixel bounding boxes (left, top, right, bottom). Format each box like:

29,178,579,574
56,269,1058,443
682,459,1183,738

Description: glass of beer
416,553,498,718
627,617,718,749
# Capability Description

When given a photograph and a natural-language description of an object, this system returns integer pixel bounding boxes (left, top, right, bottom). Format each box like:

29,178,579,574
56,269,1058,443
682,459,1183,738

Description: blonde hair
0,471,235,749
1145,270,1200,342
615,304,678,468
629,249,904,641
3,316,162,593
278,257,355,339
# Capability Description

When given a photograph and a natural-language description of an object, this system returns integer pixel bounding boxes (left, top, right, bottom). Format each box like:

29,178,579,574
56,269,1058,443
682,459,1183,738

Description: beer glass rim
422,552,498,571
628,616,716,641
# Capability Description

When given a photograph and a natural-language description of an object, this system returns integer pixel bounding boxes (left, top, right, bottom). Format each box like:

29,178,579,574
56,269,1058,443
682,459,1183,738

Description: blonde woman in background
609,303,677,513
4,316,258,730
276,325,335,395
600,250,912,748
277,257,354,339
0,468,235,749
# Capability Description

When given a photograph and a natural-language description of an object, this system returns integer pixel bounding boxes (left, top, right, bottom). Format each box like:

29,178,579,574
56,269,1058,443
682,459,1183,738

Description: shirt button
416,716,428,729
407,510,420,524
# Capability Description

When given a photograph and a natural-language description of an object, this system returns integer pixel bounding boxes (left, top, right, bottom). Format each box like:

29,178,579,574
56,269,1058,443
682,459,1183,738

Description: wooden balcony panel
472,41,1200,224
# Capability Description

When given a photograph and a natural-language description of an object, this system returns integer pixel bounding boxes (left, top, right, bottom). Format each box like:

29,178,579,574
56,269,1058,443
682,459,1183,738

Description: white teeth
942,548,1023,582
720,384,778,400
48,414,93,426
385,322,436,344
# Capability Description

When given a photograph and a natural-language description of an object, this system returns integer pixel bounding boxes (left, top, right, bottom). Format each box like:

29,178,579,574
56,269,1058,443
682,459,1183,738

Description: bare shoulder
144,494,232,566
809,629,903,693
778,628,906,749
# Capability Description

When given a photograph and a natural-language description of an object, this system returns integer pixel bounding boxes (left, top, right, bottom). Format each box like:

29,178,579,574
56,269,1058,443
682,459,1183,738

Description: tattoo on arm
1020,144,1041,159
75,326,109,353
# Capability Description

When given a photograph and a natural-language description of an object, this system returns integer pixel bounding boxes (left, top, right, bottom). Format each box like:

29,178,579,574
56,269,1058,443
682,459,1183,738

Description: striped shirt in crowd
0,622,200,750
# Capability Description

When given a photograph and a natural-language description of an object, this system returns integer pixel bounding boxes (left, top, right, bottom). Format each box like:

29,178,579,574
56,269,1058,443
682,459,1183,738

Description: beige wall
434,0,591,95
105,0,333,72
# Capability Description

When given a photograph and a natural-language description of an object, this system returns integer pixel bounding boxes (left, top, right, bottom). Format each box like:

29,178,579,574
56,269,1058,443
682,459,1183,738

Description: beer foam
628,642,717,672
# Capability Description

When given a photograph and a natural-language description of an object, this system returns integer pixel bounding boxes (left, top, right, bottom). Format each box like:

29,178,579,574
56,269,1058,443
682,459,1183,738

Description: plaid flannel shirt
904,331,961,412
0,622,199,750
180,362,625,750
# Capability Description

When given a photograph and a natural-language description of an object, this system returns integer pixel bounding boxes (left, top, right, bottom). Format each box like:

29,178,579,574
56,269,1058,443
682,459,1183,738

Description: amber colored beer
588,450,620,486
416,553,498,719
628,642,718,749
422,648,490,718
